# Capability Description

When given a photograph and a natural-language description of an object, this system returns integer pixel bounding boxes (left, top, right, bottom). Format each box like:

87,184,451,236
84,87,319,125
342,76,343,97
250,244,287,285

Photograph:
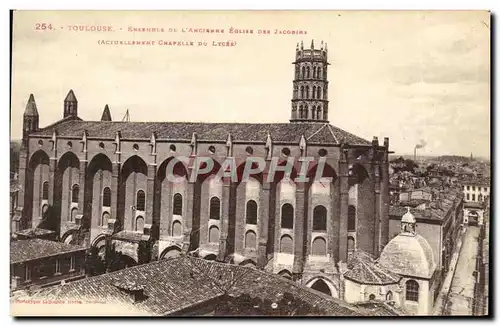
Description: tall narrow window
135,216,144,232
281,204,294,229
348,205,356,231
70,256,75,271
103,187,111,207
466,193,470,200
209,197,220,220
246,200,258,225
311,106,316,120
25,265,31,282
472,194,476,201
299,105,304,119
301,66,306,78
312,86,316,99
42,181,49,200
317,106,322,120
313,66,317,78
136,190,145,211
300,86,304,99
317,86,321,99
173,193,183,215
405,280,419,302
317,67,322,79
306,66,310,78
305,86,309,99
386,291,393,301
71,184,79,203
347,236,355,252
313,205,327,231
55,259,61,274
102,212,110,227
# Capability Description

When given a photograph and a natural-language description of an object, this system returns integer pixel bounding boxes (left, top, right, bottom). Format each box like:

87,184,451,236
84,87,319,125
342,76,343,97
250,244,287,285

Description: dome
378,234,435,279
401,207,416,223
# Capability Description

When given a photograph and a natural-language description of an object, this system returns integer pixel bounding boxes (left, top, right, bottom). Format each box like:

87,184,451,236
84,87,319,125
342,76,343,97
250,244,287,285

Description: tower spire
63,89,78,118
22,94,39,148
24,94,38,117
290,40,330,123
101,104,112,121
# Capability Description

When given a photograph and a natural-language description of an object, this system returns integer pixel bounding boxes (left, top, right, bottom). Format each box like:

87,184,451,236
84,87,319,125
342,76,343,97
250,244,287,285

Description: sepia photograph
9,10,491,317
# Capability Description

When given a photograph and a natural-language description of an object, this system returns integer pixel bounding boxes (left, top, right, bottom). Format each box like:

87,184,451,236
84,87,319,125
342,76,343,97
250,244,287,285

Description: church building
13,40,391,299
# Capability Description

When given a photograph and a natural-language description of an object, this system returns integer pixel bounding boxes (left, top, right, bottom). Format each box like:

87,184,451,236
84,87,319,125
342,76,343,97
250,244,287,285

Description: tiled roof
27,256,382,316
344,251,401,285
31,119,371,145
14,228,55,237
10,239,87,264
352,301,409,316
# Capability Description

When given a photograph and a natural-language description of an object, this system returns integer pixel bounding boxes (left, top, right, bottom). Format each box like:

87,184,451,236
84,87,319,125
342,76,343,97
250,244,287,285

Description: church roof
64,89,77,102
378,233,436,279
23,94,38,116
31,120,371,145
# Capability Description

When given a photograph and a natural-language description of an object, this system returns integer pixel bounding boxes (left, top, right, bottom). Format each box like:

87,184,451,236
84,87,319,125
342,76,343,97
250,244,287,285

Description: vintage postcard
9,10,490,317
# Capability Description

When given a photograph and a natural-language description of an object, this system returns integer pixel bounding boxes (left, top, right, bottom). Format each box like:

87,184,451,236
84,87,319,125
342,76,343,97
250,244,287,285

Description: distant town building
462,178,490,226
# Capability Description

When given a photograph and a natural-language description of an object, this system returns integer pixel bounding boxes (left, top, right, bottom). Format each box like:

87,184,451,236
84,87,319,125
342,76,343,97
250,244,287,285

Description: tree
84,246,105,276
137,240,152,265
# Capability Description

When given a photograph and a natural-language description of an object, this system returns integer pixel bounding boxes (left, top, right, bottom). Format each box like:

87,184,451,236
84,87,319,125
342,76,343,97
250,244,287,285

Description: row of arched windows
41,182,83,203
278,234,328,256
300,65,323,79
299,85,323,99
281,204,328,231
297,104,323,120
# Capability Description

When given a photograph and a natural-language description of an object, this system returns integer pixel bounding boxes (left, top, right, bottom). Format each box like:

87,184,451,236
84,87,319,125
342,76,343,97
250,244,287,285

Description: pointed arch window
42,181,49,200
405,280,419,302
317,86,321,99
301,66,306,78
305,86,310,99
281,204,294,229
71,184,79,203
209,197,220,220
306,66,310,78
103,187,111,207
318,67,322,79
313,66,317,78
299,105,304,119
246,200,258,225
173,193,183,215
313,205,327,231
300,86,304,99
136,190,145,211
317,106,322,120
305,105,309,119
312,86,316,99
311,106,316,120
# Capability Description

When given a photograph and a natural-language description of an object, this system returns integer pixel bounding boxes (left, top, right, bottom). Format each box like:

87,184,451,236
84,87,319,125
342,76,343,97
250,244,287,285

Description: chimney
113,280,147,303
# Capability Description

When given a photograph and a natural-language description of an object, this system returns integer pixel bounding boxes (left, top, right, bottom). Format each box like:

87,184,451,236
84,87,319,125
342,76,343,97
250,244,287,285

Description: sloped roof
10,239,86,264
26,256,383,316
344,251,401,285
31,120,371,145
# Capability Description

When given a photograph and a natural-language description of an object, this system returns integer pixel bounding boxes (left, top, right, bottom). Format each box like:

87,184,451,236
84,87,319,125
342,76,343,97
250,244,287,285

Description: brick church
13,40,391,299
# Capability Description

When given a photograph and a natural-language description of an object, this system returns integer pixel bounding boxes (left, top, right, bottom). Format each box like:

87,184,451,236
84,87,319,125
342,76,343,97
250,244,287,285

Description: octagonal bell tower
290,40,329,123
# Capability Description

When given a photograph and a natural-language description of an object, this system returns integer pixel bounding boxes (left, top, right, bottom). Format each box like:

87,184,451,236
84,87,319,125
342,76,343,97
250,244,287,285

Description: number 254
35,23,53,30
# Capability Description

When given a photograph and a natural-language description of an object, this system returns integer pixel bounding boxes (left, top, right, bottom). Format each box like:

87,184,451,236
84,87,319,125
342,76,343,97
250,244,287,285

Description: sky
10,10,490,158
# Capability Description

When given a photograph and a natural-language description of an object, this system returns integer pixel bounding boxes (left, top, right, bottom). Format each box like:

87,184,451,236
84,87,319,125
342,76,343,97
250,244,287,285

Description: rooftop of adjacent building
10,238,87,264
22,255,389,316
344,251,401,286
